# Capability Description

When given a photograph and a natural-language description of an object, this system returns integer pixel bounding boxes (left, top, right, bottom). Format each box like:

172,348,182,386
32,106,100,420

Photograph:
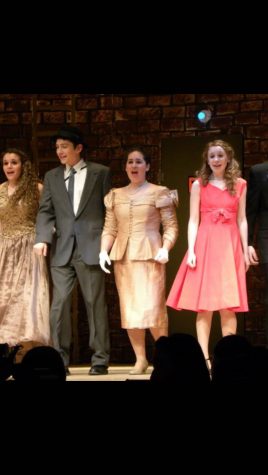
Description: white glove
154,248,169,264
99,250,111,274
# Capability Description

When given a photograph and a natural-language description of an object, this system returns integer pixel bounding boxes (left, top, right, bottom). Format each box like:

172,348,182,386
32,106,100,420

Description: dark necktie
68,167,76,207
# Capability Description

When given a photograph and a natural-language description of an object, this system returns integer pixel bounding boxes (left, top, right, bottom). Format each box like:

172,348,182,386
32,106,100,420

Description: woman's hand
99,251,111,274
187,250,196,268
154,248,169,264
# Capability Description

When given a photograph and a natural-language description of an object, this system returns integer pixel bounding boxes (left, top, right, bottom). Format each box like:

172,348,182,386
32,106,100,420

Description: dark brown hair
0,148,40,223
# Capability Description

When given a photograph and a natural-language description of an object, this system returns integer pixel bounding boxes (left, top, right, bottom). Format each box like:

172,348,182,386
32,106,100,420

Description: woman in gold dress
0,148,50,347
99,147,178,374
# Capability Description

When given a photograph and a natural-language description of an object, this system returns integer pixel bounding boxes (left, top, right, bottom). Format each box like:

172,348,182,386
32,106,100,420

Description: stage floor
66,365,153,381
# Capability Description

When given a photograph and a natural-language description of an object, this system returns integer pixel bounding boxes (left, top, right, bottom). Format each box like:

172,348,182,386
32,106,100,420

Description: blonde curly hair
0,148,40,226
197,140,241,195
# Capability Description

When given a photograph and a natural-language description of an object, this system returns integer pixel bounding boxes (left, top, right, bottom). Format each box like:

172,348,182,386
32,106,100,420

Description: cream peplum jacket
102,186,178,261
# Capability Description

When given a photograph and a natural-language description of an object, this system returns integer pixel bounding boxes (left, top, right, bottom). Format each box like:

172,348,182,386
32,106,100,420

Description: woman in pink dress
167,140,249,371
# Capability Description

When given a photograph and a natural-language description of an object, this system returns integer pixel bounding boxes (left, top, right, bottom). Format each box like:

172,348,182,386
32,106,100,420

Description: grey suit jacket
35,161,111,266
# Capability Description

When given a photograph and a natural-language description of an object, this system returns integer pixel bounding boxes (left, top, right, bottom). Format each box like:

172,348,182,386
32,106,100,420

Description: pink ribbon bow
210,209,232,223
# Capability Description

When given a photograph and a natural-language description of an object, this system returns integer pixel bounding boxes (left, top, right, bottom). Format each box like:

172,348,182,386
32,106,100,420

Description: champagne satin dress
0,182,50,346
102,184,178,329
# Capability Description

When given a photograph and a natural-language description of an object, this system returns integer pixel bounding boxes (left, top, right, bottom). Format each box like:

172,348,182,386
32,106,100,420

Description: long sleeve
156,188,179,248
102,190,118,239
35,173,56,244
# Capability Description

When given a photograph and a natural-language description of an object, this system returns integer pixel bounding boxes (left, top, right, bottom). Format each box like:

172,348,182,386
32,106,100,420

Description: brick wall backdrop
0,93,267,363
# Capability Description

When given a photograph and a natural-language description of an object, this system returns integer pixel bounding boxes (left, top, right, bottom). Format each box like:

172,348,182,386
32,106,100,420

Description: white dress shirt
65,159,87,215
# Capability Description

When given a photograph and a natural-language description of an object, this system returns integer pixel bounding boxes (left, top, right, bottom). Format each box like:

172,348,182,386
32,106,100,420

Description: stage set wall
0,93,266,364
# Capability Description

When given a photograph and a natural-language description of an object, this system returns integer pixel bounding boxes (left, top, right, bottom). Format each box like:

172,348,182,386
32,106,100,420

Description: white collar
66,159,86,174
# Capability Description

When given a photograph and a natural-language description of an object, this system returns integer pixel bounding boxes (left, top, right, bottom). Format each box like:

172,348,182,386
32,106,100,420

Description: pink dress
167,178,248,313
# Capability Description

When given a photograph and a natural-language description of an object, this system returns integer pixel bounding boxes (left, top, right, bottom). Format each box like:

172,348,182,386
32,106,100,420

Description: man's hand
33,243,48,257
248,245,259,265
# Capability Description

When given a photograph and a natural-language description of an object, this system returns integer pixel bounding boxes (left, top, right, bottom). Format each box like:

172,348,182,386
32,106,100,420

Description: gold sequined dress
102,185,178,329
0,182,50,346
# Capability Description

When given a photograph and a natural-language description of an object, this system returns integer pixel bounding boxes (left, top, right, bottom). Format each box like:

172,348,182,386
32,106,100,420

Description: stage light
197,109,212,124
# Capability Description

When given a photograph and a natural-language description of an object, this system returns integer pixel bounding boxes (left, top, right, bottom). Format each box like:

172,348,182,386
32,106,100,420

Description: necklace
127,180,148,195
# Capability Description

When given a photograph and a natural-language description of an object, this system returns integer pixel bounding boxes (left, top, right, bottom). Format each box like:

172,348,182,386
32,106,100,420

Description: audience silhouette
150,333,211,384
13,346,66,382
3,333,267,384
211,334,253,384
0,344,21,381
250,345,268,383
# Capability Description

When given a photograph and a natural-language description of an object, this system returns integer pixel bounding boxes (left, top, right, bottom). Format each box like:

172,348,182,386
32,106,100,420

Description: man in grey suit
247,161,268,346
34,125,111,374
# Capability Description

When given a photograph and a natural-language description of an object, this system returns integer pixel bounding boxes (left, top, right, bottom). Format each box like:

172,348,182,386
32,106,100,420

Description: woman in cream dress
99,147,178,374
0,148,50,348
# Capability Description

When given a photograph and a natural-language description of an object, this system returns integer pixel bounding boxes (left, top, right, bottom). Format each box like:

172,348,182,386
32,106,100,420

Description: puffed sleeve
156,188,179,247
102,189,118,238
155,188,179,208
104,189,115,210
